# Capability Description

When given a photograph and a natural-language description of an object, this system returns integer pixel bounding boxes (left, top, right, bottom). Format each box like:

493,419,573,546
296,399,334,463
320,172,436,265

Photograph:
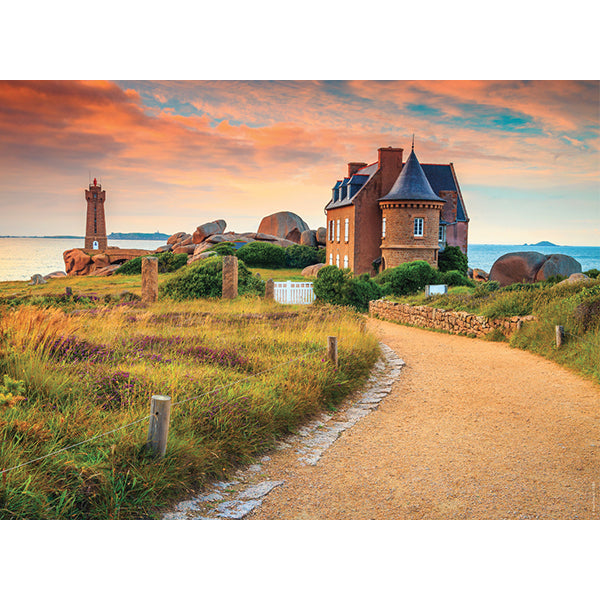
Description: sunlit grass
0,296,379,519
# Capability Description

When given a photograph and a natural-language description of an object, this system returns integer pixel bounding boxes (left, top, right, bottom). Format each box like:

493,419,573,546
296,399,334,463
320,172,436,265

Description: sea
0,238,598,282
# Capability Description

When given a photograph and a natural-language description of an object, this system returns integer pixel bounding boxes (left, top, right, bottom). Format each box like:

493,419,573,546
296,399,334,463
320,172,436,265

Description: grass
0,293,379,519
387,278,600,384
251,267,311,281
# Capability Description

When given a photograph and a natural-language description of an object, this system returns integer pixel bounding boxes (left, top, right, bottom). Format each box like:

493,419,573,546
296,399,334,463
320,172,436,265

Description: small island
108,232,169,241
524,241,559,247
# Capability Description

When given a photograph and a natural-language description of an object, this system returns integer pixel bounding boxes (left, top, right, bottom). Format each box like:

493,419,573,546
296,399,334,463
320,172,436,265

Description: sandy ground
247,318,600,520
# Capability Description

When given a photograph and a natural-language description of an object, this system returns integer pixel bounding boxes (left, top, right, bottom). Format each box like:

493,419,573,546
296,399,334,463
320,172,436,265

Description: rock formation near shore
489,252,582,286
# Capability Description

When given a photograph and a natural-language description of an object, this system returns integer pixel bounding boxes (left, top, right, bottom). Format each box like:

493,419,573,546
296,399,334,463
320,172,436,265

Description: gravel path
244,318,599,520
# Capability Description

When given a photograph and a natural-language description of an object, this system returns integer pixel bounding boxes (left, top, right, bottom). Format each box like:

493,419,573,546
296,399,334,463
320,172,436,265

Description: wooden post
141,257,159,303
265,278,275,300
555,325,565,349
327,336,338,368
222,255,238,299
146,395,172,458
65,287,72,297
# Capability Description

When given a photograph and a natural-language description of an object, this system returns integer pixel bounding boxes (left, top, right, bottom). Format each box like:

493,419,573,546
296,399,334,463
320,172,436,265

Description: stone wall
369,299,535,337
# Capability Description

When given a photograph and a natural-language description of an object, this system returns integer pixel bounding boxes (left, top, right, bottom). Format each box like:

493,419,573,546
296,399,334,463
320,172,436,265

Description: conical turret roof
379,148,444,202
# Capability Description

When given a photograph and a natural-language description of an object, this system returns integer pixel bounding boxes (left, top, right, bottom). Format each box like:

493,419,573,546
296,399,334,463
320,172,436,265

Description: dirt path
246,318,599,520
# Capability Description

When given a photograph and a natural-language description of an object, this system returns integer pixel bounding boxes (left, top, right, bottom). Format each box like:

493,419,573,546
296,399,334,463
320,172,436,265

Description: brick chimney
377,147,403,196
348,162,368,177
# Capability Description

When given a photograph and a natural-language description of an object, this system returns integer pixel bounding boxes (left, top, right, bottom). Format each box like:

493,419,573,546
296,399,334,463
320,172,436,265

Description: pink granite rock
192,220,227,244
257,211,309,239
489,252,548,286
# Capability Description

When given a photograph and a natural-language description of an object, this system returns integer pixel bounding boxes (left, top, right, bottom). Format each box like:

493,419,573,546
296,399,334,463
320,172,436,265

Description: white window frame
336,254,340,268
382,217,386,239
336,219,340,242
438,224,446,243
344,218,349,243
414,217,424,237
343,255,348,269
329,253,333,265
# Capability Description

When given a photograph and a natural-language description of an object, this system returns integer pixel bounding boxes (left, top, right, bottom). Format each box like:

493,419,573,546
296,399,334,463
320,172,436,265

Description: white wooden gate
273,281,315,305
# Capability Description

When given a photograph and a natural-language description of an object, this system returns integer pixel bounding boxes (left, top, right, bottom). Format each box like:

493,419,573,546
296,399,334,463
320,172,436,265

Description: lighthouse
84,178,107,251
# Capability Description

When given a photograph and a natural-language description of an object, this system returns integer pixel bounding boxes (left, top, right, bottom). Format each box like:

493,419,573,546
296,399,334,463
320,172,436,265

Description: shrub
115,252,188,275
285,245,321,269
584,268,600,279
472,280,500,297
438,245,468,275
316,248,326,264
210,242,237,256
441,270,475,288
314,267,384,312
236,241,286,268
161,256,265,300
377,261,441,296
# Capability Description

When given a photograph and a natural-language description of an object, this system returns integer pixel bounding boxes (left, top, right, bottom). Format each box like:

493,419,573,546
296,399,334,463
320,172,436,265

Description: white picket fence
273,281,315,305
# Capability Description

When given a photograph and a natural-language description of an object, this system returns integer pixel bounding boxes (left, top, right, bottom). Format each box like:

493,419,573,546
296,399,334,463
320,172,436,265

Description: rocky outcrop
192,220,226,244
45,271,67,279
472,268,489,282
300,230,317,247
63,248,152,276
301,263,325,278
63,249,94,276
534,254,582,282
187,251,216,265
167,232,189,246
257,211,309,240
556,272,590,286
173,244,196,255
28,274,47,285
155,244,173,253
316,227,327,246
489,251,582,286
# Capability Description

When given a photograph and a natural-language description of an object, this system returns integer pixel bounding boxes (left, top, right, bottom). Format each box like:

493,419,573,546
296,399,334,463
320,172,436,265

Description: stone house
324,144,469,274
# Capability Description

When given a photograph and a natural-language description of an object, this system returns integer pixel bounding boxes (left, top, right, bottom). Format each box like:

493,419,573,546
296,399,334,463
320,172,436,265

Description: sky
0,79,598,245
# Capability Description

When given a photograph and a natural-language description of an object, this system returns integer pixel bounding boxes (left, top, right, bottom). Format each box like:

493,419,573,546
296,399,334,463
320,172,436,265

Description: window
329,220,334,241
438,224,446,243
336,254,340,268
329,253,333,265
382,217,386,239
344,218,349,243
336,219,340,242
414,217,424,237
343,255,348,269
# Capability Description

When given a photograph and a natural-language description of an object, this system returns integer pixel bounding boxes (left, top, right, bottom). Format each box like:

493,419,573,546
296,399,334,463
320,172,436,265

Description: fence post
265,278,275,300
327,336,338,368
141,256,159,303
555,325,565,349
222,255,238,299
147,395,172,458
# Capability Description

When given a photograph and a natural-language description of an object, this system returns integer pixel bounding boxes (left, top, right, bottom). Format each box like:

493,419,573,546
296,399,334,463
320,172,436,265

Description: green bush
316,248,326,264
210,242,237,256
438,245,468,275
472,280,500,297
115,252,188,275
441,270,475,288
236,241,286,268
314,266,384,312
377,261,441,296
285,245,321,269
160,256,265,300
584,268,600,279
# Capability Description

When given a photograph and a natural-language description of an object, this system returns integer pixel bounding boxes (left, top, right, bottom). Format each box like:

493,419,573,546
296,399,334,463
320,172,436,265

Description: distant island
0,235,81,239
108,232,169,240
523,241,559,247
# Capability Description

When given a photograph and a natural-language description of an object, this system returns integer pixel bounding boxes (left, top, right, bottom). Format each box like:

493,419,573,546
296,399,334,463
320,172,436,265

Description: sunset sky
0,80,598,244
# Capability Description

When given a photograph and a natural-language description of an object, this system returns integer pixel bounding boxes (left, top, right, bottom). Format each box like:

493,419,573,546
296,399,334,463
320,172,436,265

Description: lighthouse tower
84,178,107,250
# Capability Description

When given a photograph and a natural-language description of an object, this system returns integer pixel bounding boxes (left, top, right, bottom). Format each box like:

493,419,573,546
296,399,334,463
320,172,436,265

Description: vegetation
284,245,322,269
438,245,469,275
314,267,387,312
236,242,286,268
0,295,379,519
115,252,188,275
161,256,265,300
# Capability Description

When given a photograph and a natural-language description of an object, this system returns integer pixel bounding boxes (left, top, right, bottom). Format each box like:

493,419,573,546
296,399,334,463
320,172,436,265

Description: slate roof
379,149,444,203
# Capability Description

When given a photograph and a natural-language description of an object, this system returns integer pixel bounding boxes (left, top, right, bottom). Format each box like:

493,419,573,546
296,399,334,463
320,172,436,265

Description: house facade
324,144,469,275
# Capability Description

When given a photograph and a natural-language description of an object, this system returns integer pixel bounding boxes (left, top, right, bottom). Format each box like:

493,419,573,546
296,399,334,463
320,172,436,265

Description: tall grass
0,297,379,519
